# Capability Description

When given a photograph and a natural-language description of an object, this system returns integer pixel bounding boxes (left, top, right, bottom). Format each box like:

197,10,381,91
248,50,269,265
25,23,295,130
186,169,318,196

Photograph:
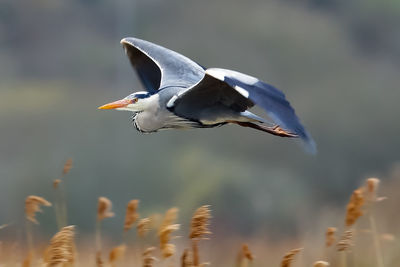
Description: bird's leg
230,121,298,138
270,125,298,137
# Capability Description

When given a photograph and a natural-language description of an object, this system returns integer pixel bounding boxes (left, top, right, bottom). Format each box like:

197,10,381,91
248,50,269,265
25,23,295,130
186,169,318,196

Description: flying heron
99,37,316,153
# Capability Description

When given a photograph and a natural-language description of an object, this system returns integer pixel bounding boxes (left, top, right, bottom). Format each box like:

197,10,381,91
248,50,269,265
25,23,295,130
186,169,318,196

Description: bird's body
99,37,316,152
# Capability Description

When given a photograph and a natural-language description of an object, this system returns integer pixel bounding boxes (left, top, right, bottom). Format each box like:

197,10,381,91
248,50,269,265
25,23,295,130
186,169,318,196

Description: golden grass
325,227,336,247
345,189,364,227
137,218,152,238
1,160,398,267
62,158,73,176
313,261,329,267
336,230,353,252
44,225,76,267
124,199,140,232
96,197,115,266
280,248,302,267
189,205,211,240
25,195,52,224
158,208,180,259
97,197,115,221
142,247,156,267
236,244,254,267
109,244,126,267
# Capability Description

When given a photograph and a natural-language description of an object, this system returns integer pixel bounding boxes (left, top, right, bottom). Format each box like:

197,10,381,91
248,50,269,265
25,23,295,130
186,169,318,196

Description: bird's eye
133,98,138,103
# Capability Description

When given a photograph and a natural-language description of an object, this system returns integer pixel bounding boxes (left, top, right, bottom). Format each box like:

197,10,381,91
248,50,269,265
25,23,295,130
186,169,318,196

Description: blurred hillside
0,0,400,238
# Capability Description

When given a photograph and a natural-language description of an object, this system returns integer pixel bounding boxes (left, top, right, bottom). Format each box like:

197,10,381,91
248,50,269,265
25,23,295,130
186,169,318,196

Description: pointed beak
98,99,132,110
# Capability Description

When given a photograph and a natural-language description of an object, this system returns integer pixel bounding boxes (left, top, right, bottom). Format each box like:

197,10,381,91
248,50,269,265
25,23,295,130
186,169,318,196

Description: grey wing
121,37,205,92
206,68,316,153
169,68,316,153
168,73,254,124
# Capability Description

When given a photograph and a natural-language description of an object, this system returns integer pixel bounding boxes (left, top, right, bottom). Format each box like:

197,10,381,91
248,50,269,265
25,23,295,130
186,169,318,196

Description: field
0,160,399,267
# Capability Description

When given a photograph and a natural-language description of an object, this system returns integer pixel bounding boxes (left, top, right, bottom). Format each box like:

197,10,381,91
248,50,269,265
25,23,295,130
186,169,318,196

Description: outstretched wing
169,68,316,153
121,37,205,92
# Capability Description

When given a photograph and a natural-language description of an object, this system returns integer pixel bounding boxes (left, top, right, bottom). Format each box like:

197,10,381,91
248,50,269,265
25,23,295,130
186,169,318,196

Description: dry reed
109,244,126,267
22,251,33,267
25,195,52,224
143,247,157,267
54,158,73,230
181,249,193,267
124,199,139,232
97,197,115,221
336,230,353,252
325,227,337,247
364,178,384,267
96,197,114,266
236,244,254,267
137,218,152,238
189,205,211,267
345,189,364,227
96,251,104,267
189,205,212,240
158,208,180,259
366,178,380,201
280,248,302,267
313,261,329,267
53,179,61,189
242,244,253,261
45,225,75,267
62,158,73,176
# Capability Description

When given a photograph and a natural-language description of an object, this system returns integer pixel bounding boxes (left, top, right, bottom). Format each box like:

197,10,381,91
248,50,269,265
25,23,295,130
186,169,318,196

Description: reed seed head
143,247,157,267
181,249,193,267
45,225,75,266
137,217,152,238
366,177,380,201
159,224,180,258
53,179,61,189
325,227,337,247
337,230,353,252
25,195,52,224
280,248,302,267
124,199,139,231
22,251,33,267
159,208,180,258
345,189,364,226
190,205,212,240
242,244,254,261
109,244,126,265
62,158,73,175
313,261,330,267
159,207,179,233
96,251,104,267
97,197,114,221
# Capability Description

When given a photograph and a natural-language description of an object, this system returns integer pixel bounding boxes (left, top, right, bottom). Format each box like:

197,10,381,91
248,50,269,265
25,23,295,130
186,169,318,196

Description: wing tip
120,37,131,44
299,132,317,155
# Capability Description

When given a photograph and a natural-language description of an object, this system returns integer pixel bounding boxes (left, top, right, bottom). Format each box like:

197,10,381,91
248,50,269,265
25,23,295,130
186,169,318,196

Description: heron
99,37,316,153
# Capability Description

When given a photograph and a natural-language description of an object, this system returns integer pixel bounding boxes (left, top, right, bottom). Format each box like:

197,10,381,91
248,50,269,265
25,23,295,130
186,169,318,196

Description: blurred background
1,0,400,246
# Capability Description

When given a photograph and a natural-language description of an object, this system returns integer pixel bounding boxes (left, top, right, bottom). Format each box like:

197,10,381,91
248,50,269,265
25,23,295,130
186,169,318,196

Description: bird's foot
269,125,298,138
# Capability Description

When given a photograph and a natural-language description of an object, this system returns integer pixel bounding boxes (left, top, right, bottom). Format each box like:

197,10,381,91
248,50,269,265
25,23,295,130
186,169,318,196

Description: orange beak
98,99,132,110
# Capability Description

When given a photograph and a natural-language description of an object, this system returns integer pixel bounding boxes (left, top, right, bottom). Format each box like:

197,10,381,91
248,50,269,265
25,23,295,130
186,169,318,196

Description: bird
99,37,316,153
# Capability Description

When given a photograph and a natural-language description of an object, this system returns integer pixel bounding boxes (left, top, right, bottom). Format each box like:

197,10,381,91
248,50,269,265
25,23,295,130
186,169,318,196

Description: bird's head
98,91,153,112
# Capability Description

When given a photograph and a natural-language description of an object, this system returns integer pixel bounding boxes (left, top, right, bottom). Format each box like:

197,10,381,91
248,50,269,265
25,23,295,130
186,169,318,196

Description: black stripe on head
134,92,152,99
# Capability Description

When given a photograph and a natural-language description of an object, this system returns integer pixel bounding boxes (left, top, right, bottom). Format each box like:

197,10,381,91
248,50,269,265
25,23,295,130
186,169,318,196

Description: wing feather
206,68,316,153
170,68,316,153
121,37,205,92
